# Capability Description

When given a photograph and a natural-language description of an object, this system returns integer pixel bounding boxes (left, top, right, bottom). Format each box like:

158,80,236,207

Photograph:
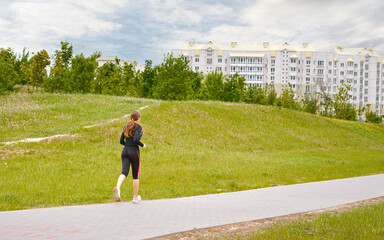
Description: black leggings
121,148,140,179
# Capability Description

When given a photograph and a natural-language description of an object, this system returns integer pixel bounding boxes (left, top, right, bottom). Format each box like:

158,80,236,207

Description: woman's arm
120,131,125,145
133,126,144,147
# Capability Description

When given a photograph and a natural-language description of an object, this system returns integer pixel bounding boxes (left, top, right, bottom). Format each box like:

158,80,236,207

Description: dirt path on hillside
154,197,384,240
2,105,149,145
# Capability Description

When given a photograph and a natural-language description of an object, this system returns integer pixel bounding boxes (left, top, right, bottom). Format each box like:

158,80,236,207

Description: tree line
0,41,382,123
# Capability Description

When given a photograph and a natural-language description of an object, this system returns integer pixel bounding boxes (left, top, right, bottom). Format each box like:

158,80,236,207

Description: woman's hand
143,144,147,149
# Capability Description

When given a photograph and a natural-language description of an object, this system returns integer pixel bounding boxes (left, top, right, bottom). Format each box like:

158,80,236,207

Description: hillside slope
1,93,384,210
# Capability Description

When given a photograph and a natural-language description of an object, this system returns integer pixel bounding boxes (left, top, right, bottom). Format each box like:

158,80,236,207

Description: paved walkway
1,174,384,240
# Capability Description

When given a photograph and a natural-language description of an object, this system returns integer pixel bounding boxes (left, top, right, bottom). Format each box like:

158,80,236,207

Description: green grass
246,202,384,239
1,92,384,210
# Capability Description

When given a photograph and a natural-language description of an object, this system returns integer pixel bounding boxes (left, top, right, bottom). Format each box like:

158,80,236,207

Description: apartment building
172,41,384,116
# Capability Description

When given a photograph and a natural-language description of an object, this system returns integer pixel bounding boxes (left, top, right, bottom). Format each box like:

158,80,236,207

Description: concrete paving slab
1,174,383,240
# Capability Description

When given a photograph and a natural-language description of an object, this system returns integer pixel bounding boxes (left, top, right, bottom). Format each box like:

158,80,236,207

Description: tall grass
248,202,384,239
1,93,384,210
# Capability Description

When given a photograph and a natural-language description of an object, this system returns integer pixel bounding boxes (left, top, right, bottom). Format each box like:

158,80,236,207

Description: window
271,59,275,64
329,61,332,66
218,58,222,63
348,62,353,67
333,78,336,84
340,63,344,67
271,68,275,73
347,70,353,75
340,71,344,76
292,84,296,89
306,86,310,92
365,73,369,78
217,67,222,72
182,56,188,61
317,69,324,75
257,58,263,63
328,70,332,74
207,58,212,64
306,77,310,82
290,76,296,80
271,76,275,81
306,60,311,65
318,61,324,66
364,89,368,94
195,66,199,71
291,67,296,72
195,58,199,63
290,58,297,63
365,64,369,70
306,68,310,74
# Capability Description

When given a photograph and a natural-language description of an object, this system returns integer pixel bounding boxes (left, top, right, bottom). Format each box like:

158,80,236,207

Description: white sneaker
113,187,121,202
132,195,141,204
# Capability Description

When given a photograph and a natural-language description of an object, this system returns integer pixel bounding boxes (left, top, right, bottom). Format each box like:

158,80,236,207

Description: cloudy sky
0,0,383,65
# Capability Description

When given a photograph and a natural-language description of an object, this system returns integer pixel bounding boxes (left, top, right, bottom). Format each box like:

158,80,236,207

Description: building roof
181,42,317,52
332,47,380,57
97,57,120,61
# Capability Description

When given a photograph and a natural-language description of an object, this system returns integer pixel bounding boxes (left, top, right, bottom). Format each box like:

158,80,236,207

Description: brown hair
124,111,142,138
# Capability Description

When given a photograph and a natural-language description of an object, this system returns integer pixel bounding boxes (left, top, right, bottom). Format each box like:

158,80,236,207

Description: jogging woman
113,110,146,203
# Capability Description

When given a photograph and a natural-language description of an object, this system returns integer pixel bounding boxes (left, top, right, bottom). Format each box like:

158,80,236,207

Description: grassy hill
1,92,384,210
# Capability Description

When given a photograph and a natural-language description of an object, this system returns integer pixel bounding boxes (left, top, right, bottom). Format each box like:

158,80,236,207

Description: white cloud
196,0,384,53
69,0,130,14
9,1,122,39
0,0,126,54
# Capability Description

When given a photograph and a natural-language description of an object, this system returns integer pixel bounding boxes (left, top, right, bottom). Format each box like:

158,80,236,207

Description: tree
68,52,100,93
365,104,383,123
222,73,243,102
152,54,198,100
15,48,31,86
29,49,50,90
319,89,334,117
203,70,225,100
141,59,155,98
44,41,73,92
302,92,319,114
0,48,19,94
244,84,267,105
333,83,356,121
280,83,298,110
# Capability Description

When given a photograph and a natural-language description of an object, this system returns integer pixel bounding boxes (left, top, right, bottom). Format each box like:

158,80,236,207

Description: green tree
15,48,31,86
266,84,277,106
319,89,334,117
365,104,383,123
44,41,73,92
280,83,297,109
0,48,19,94
222,73,242,102
141,60,155,98
152,54,198,100
244,84,267,105
302,92,319,114
29,49,50,91
122,62,141,97
203,70,225,100
333,84,356,121
68,52,100,93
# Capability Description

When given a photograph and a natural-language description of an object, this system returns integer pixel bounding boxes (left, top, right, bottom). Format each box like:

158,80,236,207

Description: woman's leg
128,150,141,200
114,149,130,201
133,179,139,198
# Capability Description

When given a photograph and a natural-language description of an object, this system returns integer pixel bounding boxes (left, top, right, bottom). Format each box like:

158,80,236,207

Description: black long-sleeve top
120,125,144,151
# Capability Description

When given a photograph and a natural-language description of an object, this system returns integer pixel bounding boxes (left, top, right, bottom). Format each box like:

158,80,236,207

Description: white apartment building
172,41,384,116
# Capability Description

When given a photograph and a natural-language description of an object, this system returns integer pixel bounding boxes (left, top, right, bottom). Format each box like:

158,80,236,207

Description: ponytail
124,111,142,138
